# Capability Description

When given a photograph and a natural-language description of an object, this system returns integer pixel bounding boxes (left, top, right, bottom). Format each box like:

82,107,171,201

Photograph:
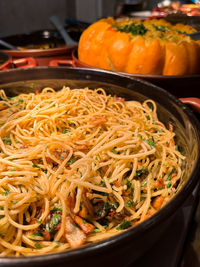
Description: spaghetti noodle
0,86,185,256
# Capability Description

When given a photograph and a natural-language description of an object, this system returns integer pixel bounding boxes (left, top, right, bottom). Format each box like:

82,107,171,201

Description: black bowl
0,67,200,267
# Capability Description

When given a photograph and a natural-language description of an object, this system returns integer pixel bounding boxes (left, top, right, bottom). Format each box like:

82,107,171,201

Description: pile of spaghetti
0,86,185,256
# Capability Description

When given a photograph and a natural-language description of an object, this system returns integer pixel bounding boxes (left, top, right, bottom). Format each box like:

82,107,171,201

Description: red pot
0,51,36,70
0,30,77,66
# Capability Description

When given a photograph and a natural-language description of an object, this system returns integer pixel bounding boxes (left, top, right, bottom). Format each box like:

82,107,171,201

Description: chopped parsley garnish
52,206,62,211
152,24,166,32
96,202,117,217
34,243,42,249
31,232,43,237
126,180,132,191
174,29,187,35
167,169,176,181
116,220,131,230
111,147,118,154
68,120,72,126
114,22,147,36
142,180,147,187
72,222,79,227
93,228,101,233
68,156,75,165
32,164,40,169
125,199,134,207
14,138,20,143
167,181,172,188
146,115,150,120
1,189,10,196
145,137,155,148
62,129,69,134
2,136,11,145
103,202,113,211
50,214,61,233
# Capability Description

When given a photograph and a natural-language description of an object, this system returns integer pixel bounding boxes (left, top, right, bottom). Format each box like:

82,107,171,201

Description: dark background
0,0,159,37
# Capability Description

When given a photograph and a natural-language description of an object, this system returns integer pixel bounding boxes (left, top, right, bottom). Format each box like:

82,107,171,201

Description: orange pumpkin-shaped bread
78,18,200,76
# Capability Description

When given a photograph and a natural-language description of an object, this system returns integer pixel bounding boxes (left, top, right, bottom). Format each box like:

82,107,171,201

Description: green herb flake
1,189,10,196
145,138,155,148
62,129,69,134
114,22,148,36
125,199,133,208
103,202,113,211
72,222,79,227
93,228,101,233
111,147,118,154
50,214,61,233
2,136,11,145
68,120,72,126
167,169,176,181
146,115,150,120
14,138,19,143
0,123,5,127
126,180,132,191
142,180,147,187
32,164,40,169
130,187,134,196
68,156,75,165
116,220,131,230
31,232,43,237
167,181,172,188
152,24,166,32
52,206,62,212
34,243,42,249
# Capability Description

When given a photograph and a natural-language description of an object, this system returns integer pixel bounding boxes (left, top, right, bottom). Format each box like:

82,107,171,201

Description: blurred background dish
0,29,77,66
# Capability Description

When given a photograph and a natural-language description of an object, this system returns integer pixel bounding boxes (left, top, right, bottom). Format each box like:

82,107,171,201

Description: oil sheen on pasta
0,86,184,256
